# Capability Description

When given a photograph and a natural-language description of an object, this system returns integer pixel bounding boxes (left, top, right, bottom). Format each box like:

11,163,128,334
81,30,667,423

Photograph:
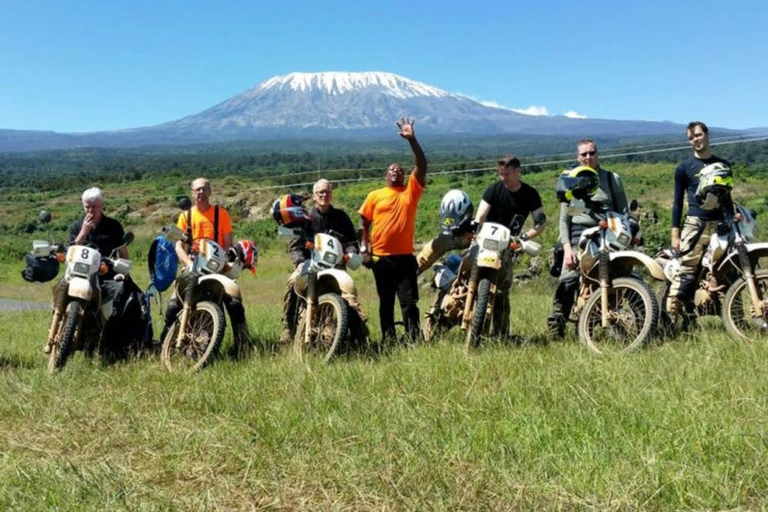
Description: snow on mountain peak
258,72,452,99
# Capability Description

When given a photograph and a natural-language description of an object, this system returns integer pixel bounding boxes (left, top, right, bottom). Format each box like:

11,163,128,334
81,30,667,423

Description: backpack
148,235,178,292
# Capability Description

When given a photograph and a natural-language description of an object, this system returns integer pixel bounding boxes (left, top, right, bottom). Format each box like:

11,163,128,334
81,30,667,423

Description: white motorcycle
573,202,665,353
159,226,252,372
281,227,365,362
463,217,542,349
36,235,134,373
658,205,768,341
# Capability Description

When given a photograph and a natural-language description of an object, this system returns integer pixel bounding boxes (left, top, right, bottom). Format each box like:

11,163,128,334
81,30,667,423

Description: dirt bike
571,201,665,353
657,204,768,341
35,232,137,373
282,227,365,362
159,225,250,372
422,215,542,348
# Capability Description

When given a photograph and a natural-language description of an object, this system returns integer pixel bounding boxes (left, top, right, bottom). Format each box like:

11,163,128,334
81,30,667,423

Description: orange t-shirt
177,205,233,248
359,173,424,256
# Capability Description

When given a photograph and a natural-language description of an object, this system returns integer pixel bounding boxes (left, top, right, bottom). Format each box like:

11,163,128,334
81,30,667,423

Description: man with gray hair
279,178,364,344
69,187,128,259
45,187,129,354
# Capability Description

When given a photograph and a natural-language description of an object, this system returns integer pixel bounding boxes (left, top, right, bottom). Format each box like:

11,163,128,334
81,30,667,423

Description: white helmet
439,189,473,235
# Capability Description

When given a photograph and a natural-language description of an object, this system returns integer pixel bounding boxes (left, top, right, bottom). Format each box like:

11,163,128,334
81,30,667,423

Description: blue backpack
148,236,178,292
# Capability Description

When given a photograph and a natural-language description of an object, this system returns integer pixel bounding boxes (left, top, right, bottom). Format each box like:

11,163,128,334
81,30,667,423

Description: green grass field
2,164,768,510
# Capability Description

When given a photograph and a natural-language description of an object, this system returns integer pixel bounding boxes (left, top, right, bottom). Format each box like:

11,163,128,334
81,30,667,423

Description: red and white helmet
235,240,258,273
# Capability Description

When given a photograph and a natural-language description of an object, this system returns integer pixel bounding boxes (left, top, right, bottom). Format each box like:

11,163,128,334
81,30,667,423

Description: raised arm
397,117,427,186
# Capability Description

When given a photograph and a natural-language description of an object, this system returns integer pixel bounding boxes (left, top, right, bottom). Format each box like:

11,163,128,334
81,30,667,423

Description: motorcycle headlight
323,253,337,265
482,239,500,251
73,262,91,275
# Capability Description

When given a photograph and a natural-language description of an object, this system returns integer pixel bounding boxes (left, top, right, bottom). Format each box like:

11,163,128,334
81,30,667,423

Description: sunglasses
579,150,598,157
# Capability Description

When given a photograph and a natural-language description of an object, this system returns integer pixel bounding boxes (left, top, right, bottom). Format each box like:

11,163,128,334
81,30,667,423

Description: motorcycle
159,222,254,372
422,214,543,348
280,226,365,362
32,230,136,373
657,204,768,341
571,201,665,353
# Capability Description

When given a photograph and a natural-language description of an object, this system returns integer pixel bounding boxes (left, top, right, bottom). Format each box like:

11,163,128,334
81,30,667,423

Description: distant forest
2,134,767,191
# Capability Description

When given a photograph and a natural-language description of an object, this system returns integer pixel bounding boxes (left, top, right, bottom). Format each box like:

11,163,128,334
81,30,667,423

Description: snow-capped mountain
0,71,696,151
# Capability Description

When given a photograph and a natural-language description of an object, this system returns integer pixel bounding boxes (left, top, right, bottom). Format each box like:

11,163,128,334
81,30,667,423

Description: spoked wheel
578,277,659,354
160,301,225,373
47,301,82,374
722,270,768,341
294,293,348,363
466,277,493,350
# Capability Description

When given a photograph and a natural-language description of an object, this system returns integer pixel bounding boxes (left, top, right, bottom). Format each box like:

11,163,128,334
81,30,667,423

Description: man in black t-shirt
666,121,733,321
474,155,546,339
45,187,129,354
68,187,127,260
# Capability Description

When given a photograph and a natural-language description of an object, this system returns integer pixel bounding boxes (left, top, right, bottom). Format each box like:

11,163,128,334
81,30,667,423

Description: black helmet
555,165,599,203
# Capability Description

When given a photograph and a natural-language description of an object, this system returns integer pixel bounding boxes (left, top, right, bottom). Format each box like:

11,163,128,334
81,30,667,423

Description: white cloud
564,110,587,119
510,105,549,116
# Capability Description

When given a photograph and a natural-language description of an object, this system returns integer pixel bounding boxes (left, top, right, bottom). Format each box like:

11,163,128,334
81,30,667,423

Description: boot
230,322,253,359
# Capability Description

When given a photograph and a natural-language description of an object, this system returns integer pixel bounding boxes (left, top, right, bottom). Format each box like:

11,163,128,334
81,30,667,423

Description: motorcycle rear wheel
294,293,348,363
160,301,225,373
578,277,658,354
47,301,82,374
722,270,768,341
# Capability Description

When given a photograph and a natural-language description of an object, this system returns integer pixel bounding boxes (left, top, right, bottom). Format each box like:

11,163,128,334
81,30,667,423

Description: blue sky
2,0,766,132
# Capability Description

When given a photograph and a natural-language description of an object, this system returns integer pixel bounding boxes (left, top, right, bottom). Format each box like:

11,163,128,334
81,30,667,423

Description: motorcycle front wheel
294,293,348,363
578,277,659,354
722,270,768,341
160,301,225,373
466,277,492,350
47,301,82,374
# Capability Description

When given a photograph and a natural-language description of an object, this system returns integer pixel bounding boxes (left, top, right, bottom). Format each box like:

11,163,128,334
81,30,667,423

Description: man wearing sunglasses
547,139,629,339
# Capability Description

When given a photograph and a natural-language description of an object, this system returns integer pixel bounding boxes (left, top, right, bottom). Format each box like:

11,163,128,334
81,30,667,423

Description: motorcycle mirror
629,199,639,212
123,232,135,246
38,210,52,224
178,197,192,211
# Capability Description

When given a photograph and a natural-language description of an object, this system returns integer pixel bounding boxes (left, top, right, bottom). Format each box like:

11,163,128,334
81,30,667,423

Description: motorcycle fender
67,277,93,301
609,251,665,281
317,268,358,297
476,250,501,270
716,243,768,273
199,274,240,300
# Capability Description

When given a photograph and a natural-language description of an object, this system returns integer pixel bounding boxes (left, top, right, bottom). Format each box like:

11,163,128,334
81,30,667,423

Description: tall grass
1,250,768,510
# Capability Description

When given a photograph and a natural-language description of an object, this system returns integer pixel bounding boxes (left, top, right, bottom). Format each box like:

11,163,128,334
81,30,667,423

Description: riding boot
230,322,253,359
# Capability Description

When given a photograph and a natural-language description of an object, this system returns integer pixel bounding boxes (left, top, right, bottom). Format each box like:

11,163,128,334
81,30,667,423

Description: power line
247,134,768,193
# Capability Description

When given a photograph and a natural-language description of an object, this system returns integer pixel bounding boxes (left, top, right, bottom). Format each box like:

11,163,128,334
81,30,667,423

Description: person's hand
564,244,578,270
396,117,415,140
78,212,96,240
671,236,680,252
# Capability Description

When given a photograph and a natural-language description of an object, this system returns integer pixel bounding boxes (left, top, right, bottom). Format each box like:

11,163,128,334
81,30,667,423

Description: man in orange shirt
359,117,427,342
175,177,233,265
161,177,252,357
